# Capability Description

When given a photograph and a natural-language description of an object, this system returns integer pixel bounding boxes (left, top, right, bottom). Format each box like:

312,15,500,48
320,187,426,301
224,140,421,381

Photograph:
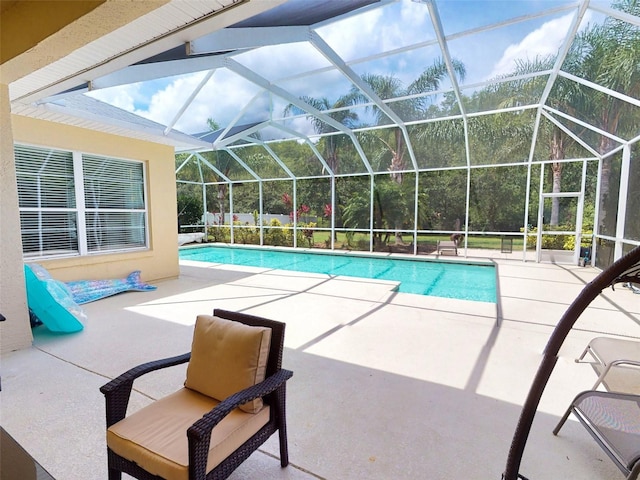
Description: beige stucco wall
1,83,33,352
1,0,175,353
11,115,180,284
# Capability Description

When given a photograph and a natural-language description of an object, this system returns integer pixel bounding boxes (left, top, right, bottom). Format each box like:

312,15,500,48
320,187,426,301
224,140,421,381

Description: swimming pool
179,246,496,303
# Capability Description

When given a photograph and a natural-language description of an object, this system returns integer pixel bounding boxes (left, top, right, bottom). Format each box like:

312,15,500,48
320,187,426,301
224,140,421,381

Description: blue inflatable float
24,264,86,333
24,264,157,333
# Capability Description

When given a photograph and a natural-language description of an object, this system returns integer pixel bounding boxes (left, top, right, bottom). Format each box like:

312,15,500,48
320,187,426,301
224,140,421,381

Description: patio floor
2,256,639,479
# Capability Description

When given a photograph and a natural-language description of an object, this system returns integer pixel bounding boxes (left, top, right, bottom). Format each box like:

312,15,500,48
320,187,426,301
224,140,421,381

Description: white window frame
16,143,150,259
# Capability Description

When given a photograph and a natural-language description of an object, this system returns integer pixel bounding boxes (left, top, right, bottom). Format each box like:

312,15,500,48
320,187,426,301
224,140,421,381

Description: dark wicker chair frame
502,245,640,480
100,309,293,480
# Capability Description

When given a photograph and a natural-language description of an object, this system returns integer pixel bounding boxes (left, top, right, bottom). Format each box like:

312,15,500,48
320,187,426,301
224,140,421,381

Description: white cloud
138,72,209,130
87,84,139,112
400,0,429,29
86,1,436,137
488,12,591,79
316,7,384,61
90,1,598,139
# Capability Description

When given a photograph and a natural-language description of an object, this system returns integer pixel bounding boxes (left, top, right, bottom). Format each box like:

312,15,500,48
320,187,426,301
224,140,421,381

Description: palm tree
489,55,585,226
349,58,466,244
283,95,359,174
351,58,466,185
568,0,640,211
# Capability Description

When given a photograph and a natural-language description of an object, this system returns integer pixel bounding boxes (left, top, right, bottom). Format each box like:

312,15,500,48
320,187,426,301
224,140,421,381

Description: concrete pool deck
1,257,639,479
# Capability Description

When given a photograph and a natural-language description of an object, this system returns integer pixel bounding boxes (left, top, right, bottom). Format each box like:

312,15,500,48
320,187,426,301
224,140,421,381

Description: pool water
179,246,496,303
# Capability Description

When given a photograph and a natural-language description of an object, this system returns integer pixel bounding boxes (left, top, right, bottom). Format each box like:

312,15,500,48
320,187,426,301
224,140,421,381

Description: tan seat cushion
185,314,271,414
107,388,270,480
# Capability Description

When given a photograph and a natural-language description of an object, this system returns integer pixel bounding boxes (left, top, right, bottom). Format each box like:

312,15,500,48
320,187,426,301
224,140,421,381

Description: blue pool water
179,246,496,303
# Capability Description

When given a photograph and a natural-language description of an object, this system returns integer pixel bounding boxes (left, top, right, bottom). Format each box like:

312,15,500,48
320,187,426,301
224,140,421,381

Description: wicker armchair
100,309,293,480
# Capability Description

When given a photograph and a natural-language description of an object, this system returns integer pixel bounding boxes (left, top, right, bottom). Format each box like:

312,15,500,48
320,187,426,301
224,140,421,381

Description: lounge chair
502,245,640,480
576,337,640,392
436,240,458,255
553,390,640,480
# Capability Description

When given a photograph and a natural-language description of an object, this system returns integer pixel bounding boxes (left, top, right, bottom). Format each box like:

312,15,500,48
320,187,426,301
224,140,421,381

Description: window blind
82,154,146,253
15,145,148,258
15,145,78,256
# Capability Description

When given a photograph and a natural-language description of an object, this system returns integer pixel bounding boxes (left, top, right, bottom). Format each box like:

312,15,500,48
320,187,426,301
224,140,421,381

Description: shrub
207,225,230,243
296,222,316,247
522,225,592,250
264,219,293,246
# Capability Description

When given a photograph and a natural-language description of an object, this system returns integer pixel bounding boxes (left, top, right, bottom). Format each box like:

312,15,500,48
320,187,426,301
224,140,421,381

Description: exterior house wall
1,83,32,352
0,0,177,353
11,115,180,284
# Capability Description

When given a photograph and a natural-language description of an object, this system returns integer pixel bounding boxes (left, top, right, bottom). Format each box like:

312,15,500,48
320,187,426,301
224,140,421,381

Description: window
15,145,148,258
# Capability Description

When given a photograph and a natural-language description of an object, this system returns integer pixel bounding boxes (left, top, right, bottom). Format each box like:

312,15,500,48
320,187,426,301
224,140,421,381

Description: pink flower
282,193,292,207
323,204,332,217
300,204,310,213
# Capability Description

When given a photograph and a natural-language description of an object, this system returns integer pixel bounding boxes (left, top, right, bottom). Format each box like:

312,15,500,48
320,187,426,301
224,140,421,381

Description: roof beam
541,109,601,158
164,69,216,135
194,152,231,182
268,123,334,176
214,120,270,148
89,55,228,91
214,91,267,145
557,71,640,109
223,148,261,181
224,58,373,174
11,0,289,104
422,1,467,118
542,105,626,145
589,2,640,27
188,26,309,55
241,136,295,179
309,31,408,171
537,1,590,110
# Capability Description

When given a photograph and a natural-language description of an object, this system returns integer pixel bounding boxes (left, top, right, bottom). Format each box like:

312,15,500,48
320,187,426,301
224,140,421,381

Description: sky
87,0,601,137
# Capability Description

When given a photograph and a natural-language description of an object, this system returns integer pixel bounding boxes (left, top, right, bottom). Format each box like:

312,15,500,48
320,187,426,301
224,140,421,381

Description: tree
342,176,422,250
283,95,359,174
568,0,640,229
350,58,466,243
351,58,466,185
488,55,583,226
176,152,205,231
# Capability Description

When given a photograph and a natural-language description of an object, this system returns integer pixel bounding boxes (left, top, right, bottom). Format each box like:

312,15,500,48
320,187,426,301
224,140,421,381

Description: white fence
202,212,317,225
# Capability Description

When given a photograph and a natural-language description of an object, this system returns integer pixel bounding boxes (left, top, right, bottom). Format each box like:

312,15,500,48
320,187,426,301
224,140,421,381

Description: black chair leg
276,386,289,467
108,467,122,480
278,424,289,467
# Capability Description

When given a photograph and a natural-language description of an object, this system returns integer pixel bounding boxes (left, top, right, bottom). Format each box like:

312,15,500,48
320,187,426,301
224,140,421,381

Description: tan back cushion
185,315,271,413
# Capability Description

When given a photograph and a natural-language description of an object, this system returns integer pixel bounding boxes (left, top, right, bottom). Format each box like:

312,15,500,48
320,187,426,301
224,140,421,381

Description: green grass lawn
310,231,526,251
203,225,533,252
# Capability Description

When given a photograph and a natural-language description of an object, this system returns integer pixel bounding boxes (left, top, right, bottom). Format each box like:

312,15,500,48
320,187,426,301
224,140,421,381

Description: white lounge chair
576,336,640,393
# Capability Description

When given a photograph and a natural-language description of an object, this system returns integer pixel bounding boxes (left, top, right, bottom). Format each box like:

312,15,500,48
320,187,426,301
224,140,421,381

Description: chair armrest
188,368,293,442
593,358,640,390
100,352,191,426
609,359,640,368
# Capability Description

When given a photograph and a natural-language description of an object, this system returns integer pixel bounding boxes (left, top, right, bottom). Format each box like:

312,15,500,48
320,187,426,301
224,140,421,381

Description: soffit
7,0,286,103
4,0,287,149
